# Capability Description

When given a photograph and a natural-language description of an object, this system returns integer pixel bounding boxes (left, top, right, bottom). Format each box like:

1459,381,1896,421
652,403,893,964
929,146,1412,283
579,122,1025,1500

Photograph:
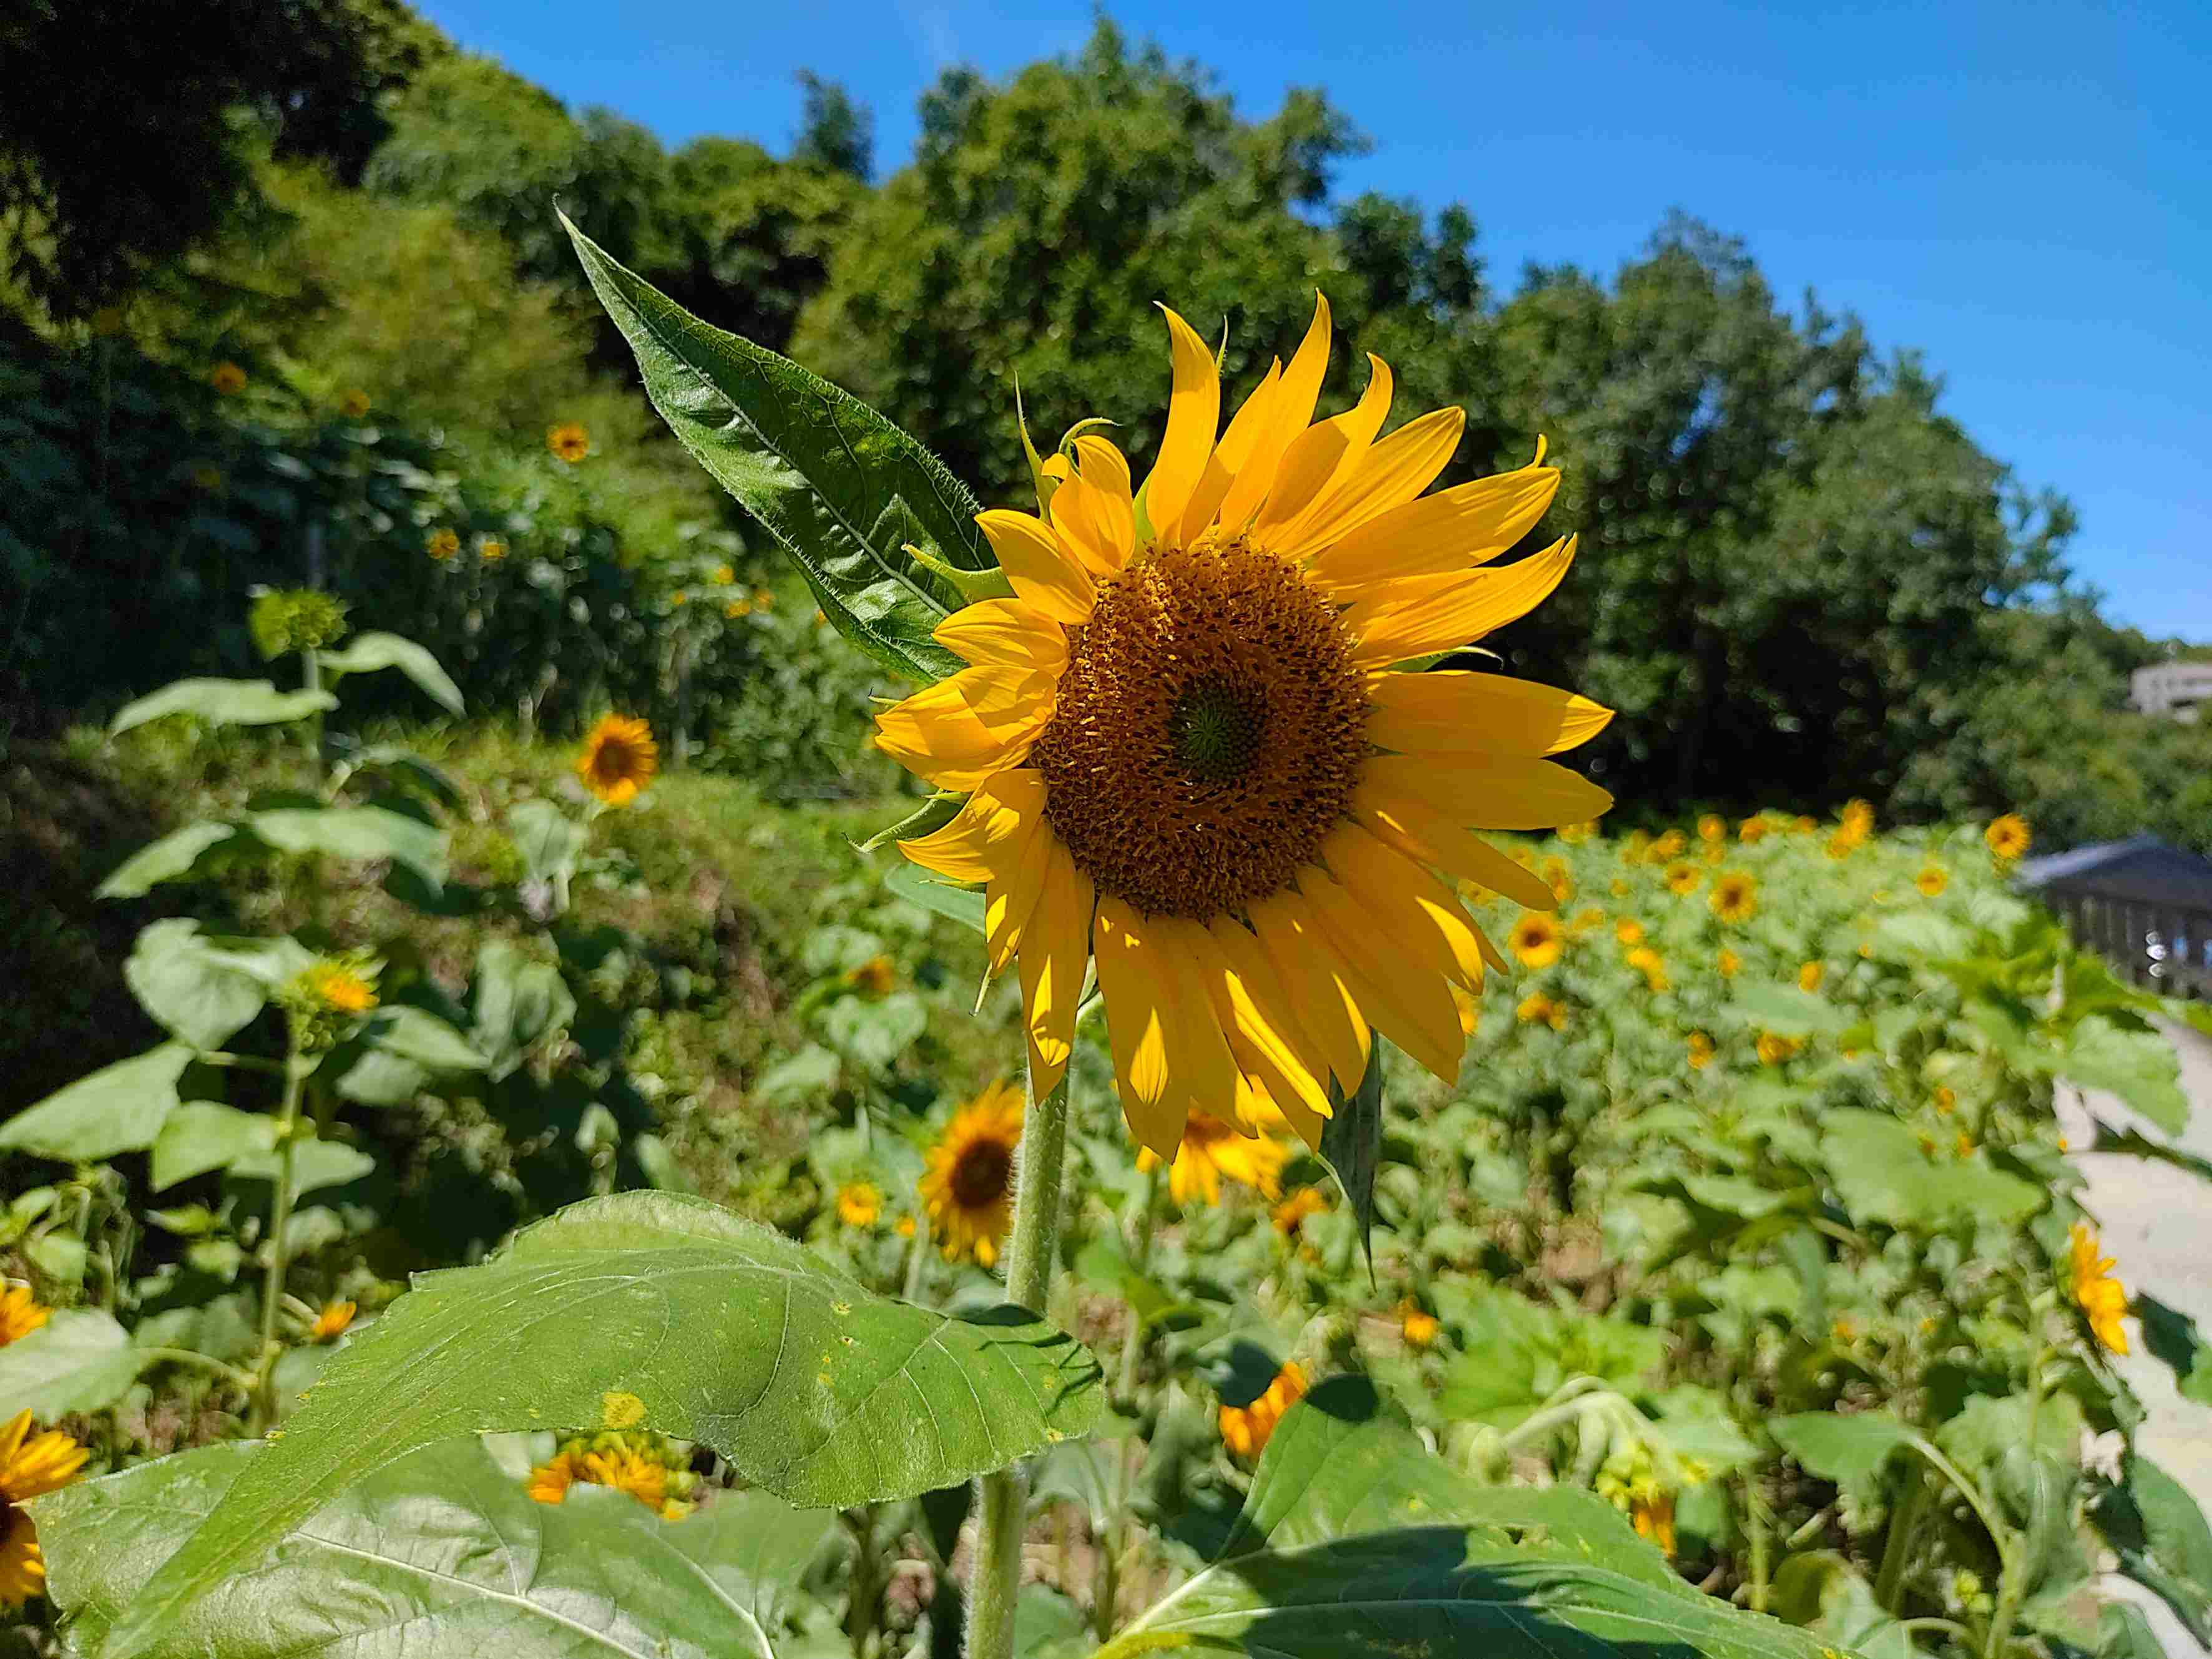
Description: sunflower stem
966,1066,1072,1659
250,1056,307,1434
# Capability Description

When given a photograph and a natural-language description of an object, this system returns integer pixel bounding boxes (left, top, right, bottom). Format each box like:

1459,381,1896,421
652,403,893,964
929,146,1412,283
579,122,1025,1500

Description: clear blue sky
421,0,2211,640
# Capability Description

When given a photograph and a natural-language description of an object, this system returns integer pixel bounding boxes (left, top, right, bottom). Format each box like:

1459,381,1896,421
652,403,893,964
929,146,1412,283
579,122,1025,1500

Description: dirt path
2057,1017,2212,1653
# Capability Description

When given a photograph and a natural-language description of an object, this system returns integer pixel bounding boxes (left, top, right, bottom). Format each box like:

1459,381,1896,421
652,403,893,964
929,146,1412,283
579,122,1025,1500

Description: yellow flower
1663,860,1701,895
338,389,370,419
1798,961,1824,992
1710,871,1758,923
1686,1031,1716,1070
836,1182,881,1228
1272,1185,1328,1235
1539,856,1573,903
1219,1361,1307,1461
575,714,658,806
1559,820,1595,844
1756,1030,1803,1066
894,1215,916,1239
1631,1486,1676,1556
921,1080,1024,1266
1702,842,1726,865
1615,918,1645,946
2069,1223,2129,1354
1794,815,1817,834
305,963,376,1015
1916,865,1948,898
671,589,689,607
1516,990,1568,1030
478,537,507,562
753,587,776,611
528,1435,692,1521
882,300,1612,1158
0,1287,50,1348
712,564,737,585
1717,947,1741,979
843,954,895,996
1652,829,1687,861
1832,1316,1858,1343
1986,813,2031,861
1626,946,1669,992
210,360,247,394
1697,814,1725,843
1397,1300,1439,1347
1841,799,1875,838
426,527,459,560
1567,906,1605,935
1509,911,1564,969
1139,1110,1291,1206
0,1411,88,1607
1624,830,1652,864
1934,1085,1957,1115
309,1300,356,1342
547,421,591,462
1954,1132,1975,1159
1738,816,1768,843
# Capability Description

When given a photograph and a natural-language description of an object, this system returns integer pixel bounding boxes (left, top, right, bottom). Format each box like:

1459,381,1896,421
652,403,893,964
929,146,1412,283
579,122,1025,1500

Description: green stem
252,1057,307,1432
1745,1469,1773,1615
140,1348,258,1394
1875,1464,1929,1613
1097,1165,1164,1643
845,1504,879,1659
301,647,325,786
966,1067,1072,1659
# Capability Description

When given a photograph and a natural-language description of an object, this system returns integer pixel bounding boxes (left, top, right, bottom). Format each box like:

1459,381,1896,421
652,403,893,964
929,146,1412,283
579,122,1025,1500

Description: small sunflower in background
576,715,658,807
1798,961,1824,992
1614,918,1645,946
711,564,737,585
0,1411,88,1608
836,1182,882,1228
752,587,776,612
425,527,460,561
1986,813,2032,862
2068,1223,2129,1354
1697,814,1725,843
841,954,894,996
0,1286,49,1348
1397,1300,1439,1348
1686,1031,1716,1070
478,536,508,562
547,421,591,462
920,1080,1024,1266
528,1431,697,1522
1140,1110,1291,1206
338,389,370,419
1717,947,1741,978
210,360,247,394
1625,946,1669,992
1756,1030,1804,1067
1738,816,1769,843
1917,865,1949,897
1219,1361,1308,1461
1271,1186,1328,1235
1710,871,1758,923
304,962,377,1017
1663,860,1700,896
1516,990,1567,1030
1509,912,1564,968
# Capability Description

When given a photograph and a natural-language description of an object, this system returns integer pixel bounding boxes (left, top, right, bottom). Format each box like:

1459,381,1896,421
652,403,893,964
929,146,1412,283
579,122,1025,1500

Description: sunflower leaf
101,1190,1104,1657
884,858,989,936
108,678,336,737
33,1437,834,1658
562,210,990,685
1316,1034,1386,1283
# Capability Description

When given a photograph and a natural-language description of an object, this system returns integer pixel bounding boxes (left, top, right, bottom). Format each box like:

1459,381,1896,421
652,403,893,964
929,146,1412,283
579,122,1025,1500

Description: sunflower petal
1246,893,1371,1095
1183,922,1331,1149
899,768,1047,883
1297,865,1466,1083
1217,295,1333,533
1177,358,1281,543
933,600,1069,672
1274,404,1464,559
1366,670,1615,756
986,809,1054,972
1141,306,1221,541
1351,779,1561,913
873,664,1055,791
1055,436,1137,574
1344,534,1577,667
1324,821,1487,992
977,510,1096,624
1365,750,1615,831
1255,353,1393,539
1093,900,1188,1159
1017,836,1094,1100
1306,454,1560,591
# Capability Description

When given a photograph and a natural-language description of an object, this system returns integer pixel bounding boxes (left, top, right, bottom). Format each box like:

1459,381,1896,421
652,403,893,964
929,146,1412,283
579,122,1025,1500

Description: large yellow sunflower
884,300,1611,1157
919,1080,1025,1265
0,1411,88,1607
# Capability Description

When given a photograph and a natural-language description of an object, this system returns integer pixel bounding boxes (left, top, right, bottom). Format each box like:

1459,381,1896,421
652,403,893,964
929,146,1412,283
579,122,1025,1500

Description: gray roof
2016,835,2212,908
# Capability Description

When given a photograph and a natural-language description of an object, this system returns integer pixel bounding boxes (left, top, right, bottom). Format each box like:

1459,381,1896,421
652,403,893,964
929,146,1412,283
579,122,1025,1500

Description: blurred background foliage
0,2,2205,848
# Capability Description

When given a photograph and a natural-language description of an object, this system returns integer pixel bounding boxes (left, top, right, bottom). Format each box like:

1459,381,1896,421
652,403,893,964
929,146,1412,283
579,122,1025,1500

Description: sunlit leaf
0,1308,139,1417
316,630,464,715
0,1042,193,1160
109,678,336,736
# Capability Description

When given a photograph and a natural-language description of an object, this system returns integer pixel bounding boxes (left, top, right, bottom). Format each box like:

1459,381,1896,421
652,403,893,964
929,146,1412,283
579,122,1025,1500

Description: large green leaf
151,1102,276,1191
105,1190,1104,1655
1733,982,1848,1037
1099,1377,1829,1659
2094,1455,2212,1643
96,820,239,898
1818,1110,2043,1228
0,1307,139,1417
124,919,270,1051
35,1436,833,1658
2060,1016,2189,1135
508,798,586,886
562,212,990,683
1770,1412,1914,1487
0,1042,192,1160
109,678,336,736
471,940,577,1079
247,805,448,886
316,630,465,715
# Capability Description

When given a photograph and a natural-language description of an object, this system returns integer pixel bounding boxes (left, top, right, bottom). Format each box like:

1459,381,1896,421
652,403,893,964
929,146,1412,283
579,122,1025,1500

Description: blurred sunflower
1738,816,1769,843
835,1182,881,1227
305,962,376,1015
1756,1031,1803,1066
338,388,370,419
920,1080,1024,1266
1916,865,1949,897
1219,1361,1307,1461
547,421,591,462
1508,912,1564,968
1139,1110,1290,1205
1559,820,1595,844
0,1411,87,1607
1663,861,1700,895
1397,1300,1439,1347
209,360,246,394
425,527,459,561
1625,946,1669,992
1630,1484,1676,1556
1986,813,2032,861
1652,829,1687,861
1717,947,1741,979
1614,918,1645,946
1798,961,1824,992
1710,872,1758,923
1516,990,1568,1029
1686,1031,1716,1070
478,537,507,562
1697,814,1725,843
0,1286,49,1348
843,954,895,996
886,298,1612,1157
576,715,658,806
308,1300,356,1342
1272,1185,1328,1234
2068,1224,2129,1354
528,1432,695,1522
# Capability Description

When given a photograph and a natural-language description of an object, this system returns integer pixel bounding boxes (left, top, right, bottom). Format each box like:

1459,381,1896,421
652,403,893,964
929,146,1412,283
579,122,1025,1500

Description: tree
791,71,874,181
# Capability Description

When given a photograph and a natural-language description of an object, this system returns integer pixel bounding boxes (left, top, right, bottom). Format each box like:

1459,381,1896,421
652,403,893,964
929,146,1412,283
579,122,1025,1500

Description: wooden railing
2046,890,2212,996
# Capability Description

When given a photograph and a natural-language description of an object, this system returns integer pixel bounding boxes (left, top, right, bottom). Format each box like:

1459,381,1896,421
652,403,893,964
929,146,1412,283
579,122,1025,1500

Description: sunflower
1663,861,1700,895
920,1080,1024,1265
547,421,591,462
1934,1085,1957,1115
305,964,376,1015
1697,814,1725,844
1756,1031,1803,1067
1625,946,1669,992
1508,911,1565,969
884,299,1612,1157
425,527,460,561
2068,1223,2128,1354
1139,1110,1291,1206
1272,1185,1328,1235
1738,816,1768,843
1717,947,1741,979
712,564,737,585
1987,813,2032,861
0,1286,49,1348
1615,918,1645,946
1516,990,1567,1030
1798,961,1824,992
836,1182,881,1227
1916,865,1949,898
1218,1361,1308,1461
1686,1031,1716,1070
1710,872,1758,923
210,361,247,394
1630,1485,1676,1557
528,1432,695,1522
478,537,508,562
0,1411,88,1607
308,1300,356,1341
576,714,658,806
1397,1300,1439,1347
843,954,895,996
1560,820,1595,844
338,389,370,419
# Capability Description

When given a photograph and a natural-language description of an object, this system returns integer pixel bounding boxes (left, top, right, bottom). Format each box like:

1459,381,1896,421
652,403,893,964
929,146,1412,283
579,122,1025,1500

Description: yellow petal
1351,778,1560,913
1364,750,1614,831
1255,354,1392,541
977,510,1095,624
1344,534,1576,667
1216,293,1333,533
1054,436,1137,575
1298,866,1465,1083
1246,892,1371,1095
1176,358,1281,544
986,809,1054,971
1018,836,1094,1100
1324,821,1487,992
1152,918,1243,1127
1366,670,1614,756
899,768,1047,883
1273,404,1464,559
1093,900,1188,1158
1306,454,1560,592
874,664,1055,791
1140,306,1221,541
933,599,1069,673
1182,922,1331,1148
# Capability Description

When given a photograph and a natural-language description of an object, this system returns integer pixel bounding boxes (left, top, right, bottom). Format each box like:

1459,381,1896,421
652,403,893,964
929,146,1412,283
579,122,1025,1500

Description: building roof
2015,835,2212,908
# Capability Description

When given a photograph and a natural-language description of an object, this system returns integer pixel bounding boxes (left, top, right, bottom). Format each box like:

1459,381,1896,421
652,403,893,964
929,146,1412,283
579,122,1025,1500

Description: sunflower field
3,218,2211,1659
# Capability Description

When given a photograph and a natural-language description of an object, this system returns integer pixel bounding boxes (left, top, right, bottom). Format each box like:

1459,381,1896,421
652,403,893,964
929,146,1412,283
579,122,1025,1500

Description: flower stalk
250,1057,307,1432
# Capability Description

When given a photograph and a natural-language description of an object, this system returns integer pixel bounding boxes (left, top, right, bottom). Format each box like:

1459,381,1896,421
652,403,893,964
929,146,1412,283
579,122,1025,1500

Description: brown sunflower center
1031,539,1369,919
949,1138,1014,1209
591,740,643,785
